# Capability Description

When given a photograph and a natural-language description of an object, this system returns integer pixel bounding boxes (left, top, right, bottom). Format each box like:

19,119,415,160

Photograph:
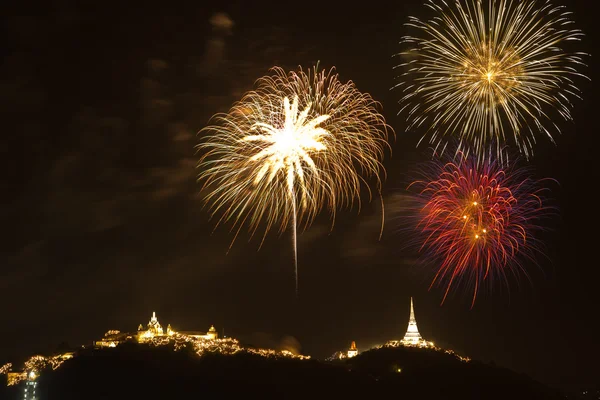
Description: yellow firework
394,0,588,160
197,66,391,292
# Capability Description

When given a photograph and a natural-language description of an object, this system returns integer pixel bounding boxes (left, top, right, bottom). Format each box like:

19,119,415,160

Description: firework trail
394,0,588,161
407,150,556,307
197,66,391,294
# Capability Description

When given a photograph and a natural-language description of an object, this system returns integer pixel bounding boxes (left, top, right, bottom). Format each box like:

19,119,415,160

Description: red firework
408,152,555,307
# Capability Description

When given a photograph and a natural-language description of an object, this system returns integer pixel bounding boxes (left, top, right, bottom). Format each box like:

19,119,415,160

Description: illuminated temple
95,311,218,348
326,340,359,361
2,311,309,390
347,341,358,358
386,297,435,348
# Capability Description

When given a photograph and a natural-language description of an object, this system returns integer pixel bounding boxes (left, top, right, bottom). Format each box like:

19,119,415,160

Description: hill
1,342,565,399
345,345,564,399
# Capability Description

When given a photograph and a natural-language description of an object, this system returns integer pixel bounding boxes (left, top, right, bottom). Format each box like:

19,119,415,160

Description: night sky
2,0,597,393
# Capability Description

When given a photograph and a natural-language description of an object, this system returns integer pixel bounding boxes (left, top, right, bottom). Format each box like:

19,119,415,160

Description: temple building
138,311,166,340
401,297,424,345
146,312,163,335
347,341,358,358
178,325,218,340
94,311,218,348
387,297,435,348
138,311,218,341
326,340,359,361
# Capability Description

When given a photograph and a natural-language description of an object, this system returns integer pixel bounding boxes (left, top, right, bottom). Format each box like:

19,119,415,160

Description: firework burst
407,150,556,307
197,66,391,293
394,0,588,160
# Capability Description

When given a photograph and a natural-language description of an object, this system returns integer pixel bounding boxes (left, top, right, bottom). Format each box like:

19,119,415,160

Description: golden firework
394,0,588,160
197,66,391,292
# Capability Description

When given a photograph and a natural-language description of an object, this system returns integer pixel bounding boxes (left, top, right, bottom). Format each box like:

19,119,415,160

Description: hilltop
1,342,564,399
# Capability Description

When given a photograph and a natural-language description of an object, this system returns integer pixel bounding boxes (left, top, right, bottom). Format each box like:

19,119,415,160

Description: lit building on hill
401,297,425,345
3,311,309,390
23,371,37,400
386,297,435,348
347,341,358,358
138,312,219,342
326,341,359,361
94,311,219,347
146,312,163,335
176,324,218,340
139,311,165,340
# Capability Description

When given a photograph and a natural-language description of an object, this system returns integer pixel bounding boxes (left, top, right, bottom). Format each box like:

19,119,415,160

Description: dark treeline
1,343,565,399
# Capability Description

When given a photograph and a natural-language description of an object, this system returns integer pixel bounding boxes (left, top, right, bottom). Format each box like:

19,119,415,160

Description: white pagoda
401,297,424,345
387,297,435,348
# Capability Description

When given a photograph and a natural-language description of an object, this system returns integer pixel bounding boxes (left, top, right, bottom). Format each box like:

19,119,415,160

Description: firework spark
394,0,588,160
197,66,391,293
407,150,556,307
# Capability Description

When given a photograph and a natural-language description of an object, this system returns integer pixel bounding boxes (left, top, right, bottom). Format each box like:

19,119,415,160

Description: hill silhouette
345,346,564,399
1,343,564,399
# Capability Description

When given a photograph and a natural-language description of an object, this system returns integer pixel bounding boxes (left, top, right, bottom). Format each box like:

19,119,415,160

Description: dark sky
1,0,597,393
